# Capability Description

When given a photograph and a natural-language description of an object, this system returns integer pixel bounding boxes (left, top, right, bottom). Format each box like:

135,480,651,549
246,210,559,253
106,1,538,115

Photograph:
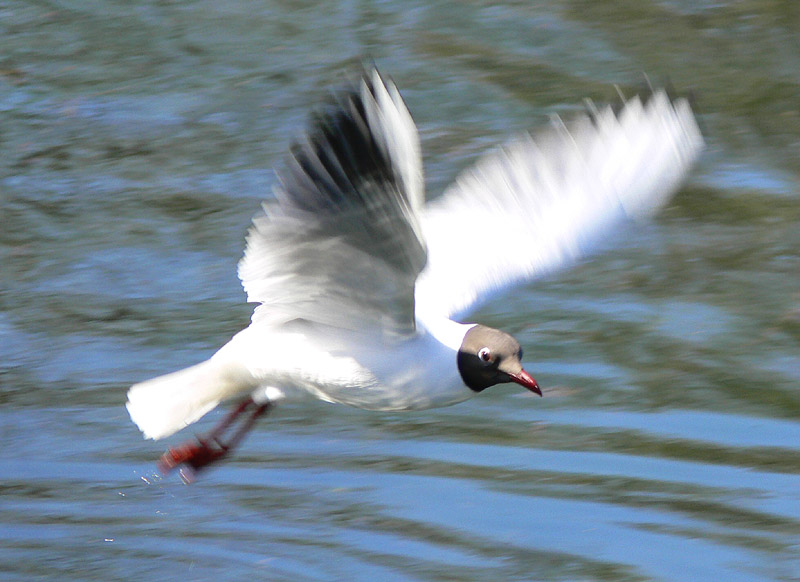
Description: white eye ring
478,347,493,364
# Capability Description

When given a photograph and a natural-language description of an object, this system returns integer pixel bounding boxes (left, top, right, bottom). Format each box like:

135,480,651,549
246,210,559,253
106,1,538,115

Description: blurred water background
2,1,800,580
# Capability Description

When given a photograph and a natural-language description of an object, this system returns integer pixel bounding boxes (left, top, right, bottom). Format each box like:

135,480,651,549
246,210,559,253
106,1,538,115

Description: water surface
2,1,800,581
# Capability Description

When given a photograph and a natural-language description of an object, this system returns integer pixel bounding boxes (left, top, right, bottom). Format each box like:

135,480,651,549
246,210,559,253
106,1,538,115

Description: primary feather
415,92,703,320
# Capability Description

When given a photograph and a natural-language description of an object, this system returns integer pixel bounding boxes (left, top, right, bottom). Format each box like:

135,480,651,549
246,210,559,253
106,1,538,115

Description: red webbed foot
156,398,271,482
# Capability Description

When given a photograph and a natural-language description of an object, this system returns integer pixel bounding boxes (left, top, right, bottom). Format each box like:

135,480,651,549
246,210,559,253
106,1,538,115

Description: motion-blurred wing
416,92,703,320
238,69,426,336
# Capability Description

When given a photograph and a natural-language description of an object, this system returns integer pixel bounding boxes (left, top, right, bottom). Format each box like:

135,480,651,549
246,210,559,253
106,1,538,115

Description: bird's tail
126,359,253,440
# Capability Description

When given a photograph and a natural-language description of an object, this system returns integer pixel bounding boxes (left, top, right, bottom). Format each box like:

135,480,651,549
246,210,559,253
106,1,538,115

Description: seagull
126,68,703,480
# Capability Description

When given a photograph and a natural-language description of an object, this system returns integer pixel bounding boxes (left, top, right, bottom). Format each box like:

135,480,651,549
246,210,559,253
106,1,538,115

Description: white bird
126,68,703,480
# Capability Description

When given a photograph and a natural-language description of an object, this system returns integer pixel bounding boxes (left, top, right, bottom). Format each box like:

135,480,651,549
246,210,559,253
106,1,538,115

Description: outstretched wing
238,68,426,336
415,92,703,320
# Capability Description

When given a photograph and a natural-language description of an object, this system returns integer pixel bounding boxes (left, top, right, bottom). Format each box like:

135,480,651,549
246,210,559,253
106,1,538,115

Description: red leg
157,398,271,481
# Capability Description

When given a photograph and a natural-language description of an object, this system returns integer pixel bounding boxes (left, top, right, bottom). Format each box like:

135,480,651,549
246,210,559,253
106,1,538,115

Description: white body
223,318,474,411
127,318,474,440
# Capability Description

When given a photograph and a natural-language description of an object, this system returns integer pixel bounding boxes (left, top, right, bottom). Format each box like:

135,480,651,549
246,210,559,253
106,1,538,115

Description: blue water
2,1,800,580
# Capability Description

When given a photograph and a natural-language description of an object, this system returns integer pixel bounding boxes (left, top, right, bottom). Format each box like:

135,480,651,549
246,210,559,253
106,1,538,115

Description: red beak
509,369,542,397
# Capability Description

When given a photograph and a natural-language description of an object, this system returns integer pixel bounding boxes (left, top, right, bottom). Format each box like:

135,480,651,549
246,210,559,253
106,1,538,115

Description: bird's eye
478,347,493,364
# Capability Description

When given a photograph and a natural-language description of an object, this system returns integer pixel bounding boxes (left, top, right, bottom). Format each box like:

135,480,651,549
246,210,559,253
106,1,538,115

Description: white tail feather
126,359,251,440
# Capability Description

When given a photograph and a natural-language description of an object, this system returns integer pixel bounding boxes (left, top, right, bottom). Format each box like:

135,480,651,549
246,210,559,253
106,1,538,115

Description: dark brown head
457,325,541,395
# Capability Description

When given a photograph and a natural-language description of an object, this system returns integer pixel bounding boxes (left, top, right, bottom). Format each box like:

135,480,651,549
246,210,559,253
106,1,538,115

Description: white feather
416,92,704,320
125,359,254,440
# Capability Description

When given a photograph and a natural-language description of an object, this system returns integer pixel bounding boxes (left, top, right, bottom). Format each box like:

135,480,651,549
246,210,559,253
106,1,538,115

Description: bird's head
457,324,541,396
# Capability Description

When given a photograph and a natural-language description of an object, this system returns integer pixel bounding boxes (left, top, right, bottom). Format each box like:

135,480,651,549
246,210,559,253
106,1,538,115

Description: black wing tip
312,63,390,137
276,62,412,218
319,60,389,106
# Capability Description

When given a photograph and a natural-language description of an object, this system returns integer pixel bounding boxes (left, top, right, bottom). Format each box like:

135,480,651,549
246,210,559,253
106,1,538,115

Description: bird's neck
421,317,475,352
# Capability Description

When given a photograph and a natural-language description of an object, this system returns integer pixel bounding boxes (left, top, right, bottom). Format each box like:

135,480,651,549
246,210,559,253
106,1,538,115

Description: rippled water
2,1,800,580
